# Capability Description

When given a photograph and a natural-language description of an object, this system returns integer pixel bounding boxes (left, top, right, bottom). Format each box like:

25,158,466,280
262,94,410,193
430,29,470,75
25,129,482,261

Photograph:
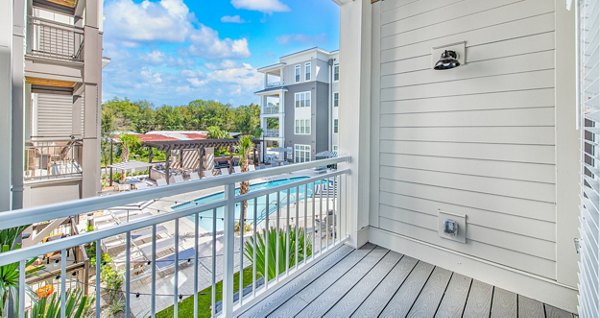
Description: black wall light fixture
434,50,461,70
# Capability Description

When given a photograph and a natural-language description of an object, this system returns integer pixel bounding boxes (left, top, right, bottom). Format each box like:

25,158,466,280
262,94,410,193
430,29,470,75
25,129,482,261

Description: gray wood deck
238,244,577,318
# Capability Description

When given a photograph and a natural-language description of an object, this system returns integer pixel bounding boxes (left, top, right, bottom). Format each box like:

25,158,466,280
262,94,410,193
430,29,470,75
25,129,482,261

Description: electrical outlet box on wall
432,42,466,68
438,210,467,243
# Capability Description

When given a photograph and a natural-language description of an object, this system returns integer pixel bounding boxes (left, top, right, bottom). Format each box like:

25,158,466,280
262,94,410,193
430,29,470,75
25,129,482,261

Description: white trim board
368,226,578,314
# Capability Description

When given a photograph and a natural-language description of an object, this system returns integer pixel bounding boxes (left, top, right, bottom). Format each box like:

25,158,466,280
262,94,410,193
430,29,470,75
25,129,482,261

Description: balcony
263,104,280,115
265,81,284,88
0,158,350,317
263,128,280,138
0,157,578,317
24,137,83,181
27,16,84,63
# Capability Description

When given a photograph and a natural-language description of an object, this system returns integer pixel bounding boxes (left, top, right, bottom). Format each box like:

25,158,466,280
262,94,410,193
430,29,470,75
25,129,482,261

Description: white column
0,1,12,211
337,0,372,248
11,0,26,210
81,0,103,198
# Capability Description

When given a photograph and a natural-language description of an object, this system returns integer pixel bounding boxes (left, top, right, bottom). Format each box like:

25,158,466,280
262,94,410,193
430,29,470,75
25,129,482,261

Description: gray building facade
256,48,339,163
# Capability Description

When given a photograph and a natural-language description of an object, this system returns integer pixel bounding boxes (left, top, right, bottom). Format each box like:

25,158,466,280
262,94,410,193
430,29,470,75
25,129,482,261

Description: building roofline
279,47,334,60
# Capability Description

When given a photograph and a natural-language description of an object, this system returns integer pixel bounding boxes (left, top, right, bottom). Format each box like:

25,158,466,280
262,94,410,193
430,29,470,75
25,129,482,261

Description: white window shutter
579,0,600,317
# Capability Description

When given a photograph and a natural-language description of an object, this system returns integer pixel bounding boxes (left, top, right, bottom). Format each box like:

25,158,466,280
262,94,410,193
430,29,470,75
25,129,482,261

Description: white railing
27,16,85,62
263,105,280,115
263,128,280,137
265,81,284,88
0,156,350,318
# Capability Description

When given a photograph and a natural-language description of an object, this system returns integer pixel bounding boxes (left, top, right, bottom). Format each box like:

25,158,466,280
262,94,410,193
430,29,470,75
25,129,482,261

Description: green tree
234,104,261,137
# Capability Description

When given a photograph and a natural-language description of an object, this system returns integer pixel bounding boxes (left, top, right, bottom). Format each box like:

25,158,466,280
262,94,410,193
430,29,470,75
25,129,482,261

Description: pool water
173,176,324,231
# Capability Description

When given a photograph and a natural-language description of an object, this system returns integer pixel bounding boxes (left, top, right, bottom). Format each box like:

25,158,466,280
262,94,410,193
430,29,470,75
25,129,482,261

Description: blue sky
102,0,340,107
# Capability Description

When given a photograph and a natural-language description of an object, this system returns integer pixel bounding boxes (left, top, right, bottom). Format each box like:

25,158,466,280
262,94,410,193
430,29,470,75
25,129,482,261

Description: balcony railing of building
265,81,284,88
0,156,350,318
27,16,84,62
24,136,83,181
263,128,280,137
263,104,280,115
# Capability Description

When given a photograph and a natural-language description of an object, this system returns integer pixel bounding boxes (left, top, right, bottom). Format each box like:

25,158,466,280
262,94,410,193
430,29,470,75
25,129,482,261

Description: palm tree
237,135,255,231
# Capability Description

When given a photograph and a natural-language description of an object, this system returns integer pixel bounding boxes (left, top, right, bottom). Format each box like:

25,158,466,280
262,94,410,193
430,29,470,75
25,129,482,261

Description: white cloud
144,50,164,63
277,33,327,45
181,62,262,93
231,0,290,14
189,25,250,58
220,15,245,23
105,0,251,59
104,0,191,42
140,68,163,84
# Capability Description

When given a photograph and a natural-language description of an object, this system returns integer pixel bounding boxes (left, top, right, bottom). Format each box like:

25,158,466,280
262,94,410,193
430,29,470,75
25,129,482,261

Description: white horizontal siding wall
35,93,76,137
373,0,558,280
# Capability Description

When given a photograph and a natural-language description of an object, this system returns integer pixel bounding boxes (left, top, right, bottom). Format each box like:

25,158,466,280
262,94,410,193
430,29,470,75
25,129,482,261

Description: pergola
142,138,262,184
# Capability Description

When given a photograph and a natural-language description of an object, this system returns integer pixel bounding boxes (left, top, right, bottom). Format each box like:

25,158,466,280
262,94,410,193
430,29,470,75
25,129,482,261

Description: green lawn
156,267,256,318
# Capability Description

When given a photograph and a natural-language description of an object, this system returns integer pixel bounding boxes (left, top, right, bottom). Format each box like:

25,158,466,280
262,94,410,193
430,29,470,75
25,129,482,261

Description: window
333,119,339,133
333,63,339,82
294,144,311,163
333,92,339,107
295,64,301,82
295,119,311,135
305,62,311,81
295,91,311,108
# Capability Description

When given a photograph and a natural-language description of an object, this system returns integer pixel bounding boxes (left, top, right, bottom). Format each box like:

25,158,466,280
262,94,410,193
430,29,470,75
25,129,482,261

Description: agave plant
0,226,31,317
26,288,91,318
244,226,312,281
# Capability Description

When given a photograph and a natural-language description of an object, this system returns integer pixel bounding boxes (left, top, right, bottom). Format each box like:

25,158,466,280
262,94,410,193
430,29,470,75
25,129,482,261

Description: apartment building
256,48,339,163
1,0,104,209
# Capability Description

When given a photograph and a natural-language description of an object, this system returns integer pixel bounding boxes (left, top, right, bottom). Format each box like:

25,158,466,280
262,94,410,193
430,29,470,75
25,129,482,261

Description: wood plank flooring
237,244,577,318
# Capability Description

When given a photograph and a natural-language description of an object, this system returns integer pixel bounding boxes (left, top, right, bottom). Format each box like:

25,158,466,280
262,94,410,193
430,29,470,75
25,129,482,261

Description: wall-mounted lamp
434,50,461,70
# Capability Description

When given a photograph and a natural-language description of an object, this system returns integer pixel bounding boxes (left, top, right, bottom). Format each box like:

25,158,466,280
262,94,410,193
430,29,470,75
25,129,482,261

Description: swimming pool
173,176,319,231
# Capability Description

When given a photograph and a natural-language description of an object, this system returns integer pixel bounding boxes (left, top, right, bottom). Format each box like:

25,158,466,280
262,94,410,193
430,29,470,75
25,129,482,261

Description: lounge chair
156,178,168,186
189,173,200,181
248,165,256,171
233,166,242,174
135,182,149,190
220,168,230,176
170,175,185,184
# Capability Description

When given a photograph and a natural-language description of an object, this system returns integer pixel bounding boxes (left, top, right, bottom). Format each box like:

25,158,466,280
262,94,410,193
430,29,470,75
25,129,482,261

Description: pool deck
99,168,337,317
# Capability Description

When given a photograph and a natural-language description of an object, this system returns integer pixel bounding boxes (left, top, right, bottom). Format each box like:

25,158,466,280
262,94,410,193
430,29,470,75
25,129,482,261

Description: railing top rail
0,156,351,230
0,198,228,267
29,15,84,33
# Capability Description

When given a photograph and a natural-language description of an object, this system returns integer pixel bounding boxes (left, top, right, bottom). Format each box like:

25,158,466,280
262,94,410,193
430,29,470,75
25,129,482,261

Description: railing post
222,183,235,316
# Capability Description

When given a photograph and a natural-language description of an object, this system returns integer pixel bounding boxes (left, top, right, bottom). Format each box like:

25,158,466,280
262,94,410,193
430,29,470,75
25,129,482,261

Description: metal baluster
276,191,281,281
333,175,342,243
340,175,344,239
265,193,270,289
285,188,290,276
174,218,180,317
18,260,25,318
194,213,199,318
304,183,308,264
211,208,217,317
125,232,131,318
320,178,324,254
223,184,235,317
326,177,330,249
312,182,316,260
96,239,102,318
151,225,157,318
252,197,257,297
295,185,300,269
61,249,67,318
239,199,245,306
